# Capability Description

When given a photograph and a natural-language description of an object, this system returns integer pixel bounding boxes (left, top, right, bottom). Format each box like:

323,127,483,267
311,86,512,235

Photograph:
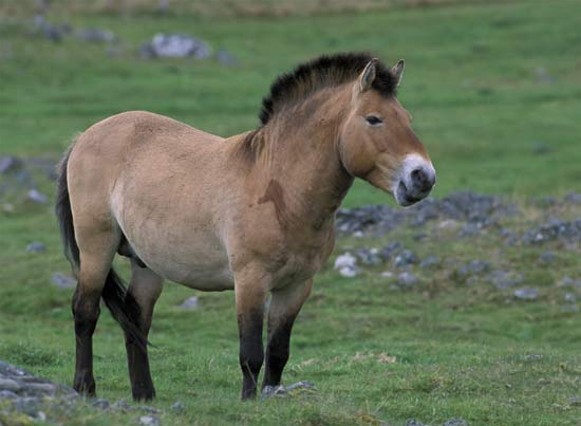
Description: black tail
55,143,147,350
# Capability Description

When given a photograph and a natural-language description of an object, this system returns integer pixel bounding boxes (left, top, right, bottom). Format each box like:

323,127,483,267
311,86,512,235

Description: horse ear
392,59,405,86
358,58,378,93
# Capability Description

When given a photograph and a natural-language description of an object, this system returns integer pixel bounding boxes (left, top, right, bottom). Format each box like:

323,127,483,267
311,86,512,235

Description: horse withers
56,52,435,401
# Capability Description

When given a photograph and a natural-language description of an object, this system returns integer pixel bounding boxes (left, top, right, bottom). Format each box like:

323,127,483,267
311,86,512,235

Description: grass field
0,0,580,424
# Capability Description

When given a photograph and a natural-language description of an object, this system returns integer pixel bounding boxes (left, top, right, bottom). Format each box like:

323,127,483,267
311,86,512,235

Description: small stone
285,381,315,392
216,49,238,66
261,385,286,398
25,382,57,395
338,265,359,278
523,354,543,362
560,276,581,288
444,419,469,426
26,242,46,253
179,296,199,310
531,141,552,155
405,420,427,426
0,377,22,392
564,292,576,304
513,287,539,301
458,260,491,277
381,271,394,278
564,192,581,205
76,28,115,43
92,398,110,410
13,397,40,418
51,273,77,289
139,415,161,426
378,242,402,262
487,270,523,290
27,189,49,204
171,401,185,413
569,396,581,406
538,251,556,264
0,155,23,174
393,249,418,268
396,272,419,288
420,256,440,269
334,252,357,270
0,389,19,399
355,248,382,266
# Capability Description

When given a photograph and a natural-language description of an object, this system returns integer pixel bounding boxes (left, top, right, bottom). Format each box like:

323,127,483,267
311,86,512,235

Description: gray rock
261,381,315,399
522,218,581,245
179,296,199,310
338,265,359,278
139,415,161,426
420,255,440,269
569,396,581,406
405,420,427,426
564,192,581,205
394,249,418,268
0,155,23,174
141,33,212,59
355,248,382,266
538,251,556,264
443,419,468,426
0,377,22,392
261,384,286,398
285,381,315,392
334,253,360,277
171,401,185,413
513,287,539,301
560,276,581,288
0,389,19,399
26,242,46,253
27,189,49,204
564,292,576,304
458,260,491,277
379,242,402,262
216,49,238,66
487,270,523,290
396,272,419,288
76,28,115,43
92,398,110,410
51,273,77,289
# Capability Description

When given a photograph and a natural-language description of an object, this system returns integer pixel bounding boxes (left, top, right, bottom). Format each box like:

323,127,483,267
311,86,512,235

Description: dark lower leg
238,310,264,400
72,291,100,396
125,335,155,400
263,317,295,388
124,300,155,401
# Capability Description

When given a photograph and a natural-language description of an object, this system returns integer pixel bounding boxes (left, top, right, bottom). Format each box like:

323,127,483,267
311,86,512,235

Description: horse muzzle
394,154,436,207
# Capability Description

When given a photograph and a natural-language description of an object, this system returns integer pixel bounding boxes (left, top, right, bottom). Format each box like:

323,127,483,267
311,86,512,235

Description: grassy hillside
0,0,579,424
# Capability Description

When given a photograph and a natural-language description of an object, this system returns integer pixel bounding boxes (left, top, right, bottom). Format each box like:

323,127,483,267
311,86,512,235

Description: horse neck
257,87,354,227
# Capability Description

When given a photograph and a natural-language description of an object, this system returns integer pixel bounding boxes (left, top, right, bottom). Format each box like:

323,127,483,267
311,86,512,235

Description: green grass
0,0,580,424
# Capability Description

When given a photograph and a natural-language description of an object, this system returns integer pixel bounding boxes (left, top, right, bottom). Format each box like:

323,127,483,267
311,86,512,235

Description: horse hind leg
72,234,119,396
262,279,313,391
124,260,163,401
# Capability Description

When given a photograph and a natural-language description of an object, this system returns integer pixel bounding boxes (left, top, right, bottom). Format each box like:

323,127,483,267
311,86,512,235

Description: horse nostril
410,168,434,192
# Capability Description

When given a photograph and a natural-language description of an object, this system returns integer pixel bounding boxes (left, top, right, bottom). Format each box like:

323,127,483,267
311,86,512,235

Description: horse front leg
234,267,268,400
262,279,313,390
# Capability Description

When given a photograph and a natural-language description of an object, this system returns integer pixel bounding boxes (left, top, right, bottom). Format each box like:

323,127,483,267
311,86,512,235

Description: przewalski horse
56,52,435,401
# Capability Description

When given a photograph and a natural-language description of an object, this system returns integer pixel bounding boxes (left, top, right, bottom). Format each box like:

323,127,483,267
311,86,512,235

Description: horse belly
137,239,234,291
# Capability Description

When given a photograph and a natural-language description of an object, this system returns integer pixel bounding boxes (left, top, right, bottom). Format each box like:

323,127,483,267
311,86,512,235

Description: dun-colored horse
56,52,436,400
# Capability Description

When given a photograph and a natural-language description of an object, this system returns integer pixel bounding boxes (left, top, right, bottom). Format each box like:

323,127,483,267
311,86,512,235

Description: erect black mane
259,52,398,125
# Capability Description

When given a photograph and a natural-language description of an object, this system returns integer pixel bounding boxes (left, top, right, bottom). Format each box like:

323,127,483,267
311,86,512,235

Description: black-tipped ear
358,58,378,93
392,59,405,86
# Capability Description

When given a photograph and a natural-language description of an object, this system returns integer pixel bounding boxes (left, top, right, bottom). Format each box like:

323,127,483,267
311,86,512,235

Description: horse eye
365,115,383,126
